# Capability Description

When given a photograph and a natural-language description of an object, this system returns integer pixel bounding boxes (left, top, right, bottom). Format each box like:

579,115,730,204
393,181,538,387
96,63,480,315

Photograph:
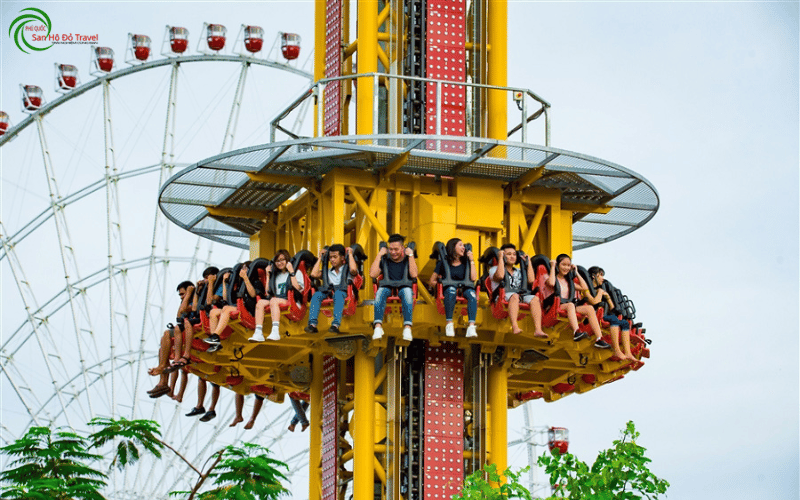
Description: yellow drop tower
159,1,659,499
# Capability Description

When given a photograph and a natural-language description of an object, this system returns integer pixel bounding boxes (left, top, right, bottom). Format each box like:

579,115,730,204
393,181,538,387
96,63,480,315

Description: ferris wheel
1,23,315,499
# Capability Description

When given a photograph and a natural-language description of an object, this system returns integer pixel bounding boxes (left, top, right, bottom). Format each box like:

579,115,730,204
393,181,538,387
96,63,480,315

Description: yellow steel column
353,341,376,499
357,0,378,135
309,355,324,500
315,0,326,137
488,363,508,484
487,0,508,141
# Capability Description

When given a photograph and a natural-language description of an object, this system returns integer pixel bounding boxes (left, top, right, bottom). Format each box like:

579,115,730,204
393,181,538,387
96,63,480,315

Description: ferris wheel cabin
244,25,264,53
206,23,227,51
0,112,9,136
56,64,79,91
548,427,570,454
130,34,152,61
168,26,189,54
20,85,43,111
281,32,301,60
93,47,115,73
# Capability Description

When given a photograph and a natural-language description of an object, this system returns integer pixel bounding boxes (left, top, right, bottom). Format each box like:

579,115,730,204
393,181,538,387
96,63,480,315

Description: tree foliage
0,426,107,500
88,417,164,470
538,421,669,500
1,418,289,500
453,464,533,500
173,443,290,500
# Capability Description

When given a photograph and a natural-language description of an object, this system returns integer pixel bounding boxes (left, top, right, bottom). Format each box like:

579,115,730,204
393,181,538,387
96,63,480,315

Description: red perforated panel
424,342,464,499
321,356,338,500
426,0,466,152
324,0,342,136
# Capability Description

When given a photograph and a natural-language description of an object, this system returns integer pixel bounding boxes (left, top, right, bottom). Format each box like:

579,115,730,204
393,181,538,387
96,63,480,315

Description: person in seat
585,266,635,360
249,249,305,342
147,280,195,398
205,267,233,349
428,238,478,338
370,234,417,342
305,244,359,334
489,244,546,337
545,254,609,348
205,262,263,351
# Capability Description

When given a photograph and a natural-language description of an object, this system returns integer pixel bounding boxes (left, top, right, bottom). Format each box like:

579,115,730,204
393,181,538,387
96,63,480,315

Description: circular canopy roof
159,134,659,250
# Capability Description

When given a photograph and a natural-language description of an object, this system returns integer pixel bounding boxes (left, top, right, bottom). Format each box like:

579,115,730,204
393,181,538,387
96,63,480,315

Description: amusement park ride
155,1,659,499
1,2,658,499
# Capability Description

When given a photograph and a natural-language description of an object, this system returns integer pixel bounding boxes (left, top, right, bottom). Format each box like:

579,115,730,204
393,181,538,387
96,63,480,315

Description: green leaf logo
9,7,52,53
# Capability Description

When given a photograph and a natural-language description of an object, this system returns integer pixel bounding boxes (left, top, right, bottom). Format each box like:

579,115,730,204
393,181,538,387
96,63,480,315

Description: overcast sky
1,1,798,499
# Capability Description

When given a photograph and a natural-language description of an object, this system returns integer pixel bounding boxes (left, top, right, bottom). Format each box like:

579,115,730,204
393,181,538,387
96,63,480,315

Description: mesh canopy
159,134,659,250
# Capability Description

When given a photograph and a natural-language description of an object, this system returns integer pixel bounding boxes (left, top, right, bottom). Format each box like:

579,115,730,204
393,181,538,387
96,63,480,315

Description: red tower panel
321,356,338,500
426,0,466,153
324,0,342,136
423,342,465,499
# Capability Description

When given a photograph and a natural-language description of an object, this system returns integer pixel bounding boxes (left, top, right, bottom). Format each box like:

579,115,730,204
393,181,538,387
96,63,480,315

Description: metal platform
159,134,659,250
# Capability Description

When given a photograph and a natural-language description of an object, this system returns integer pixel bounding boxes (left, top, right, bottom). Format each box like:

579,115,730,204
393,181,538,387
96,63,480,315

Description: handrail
270,72,551,145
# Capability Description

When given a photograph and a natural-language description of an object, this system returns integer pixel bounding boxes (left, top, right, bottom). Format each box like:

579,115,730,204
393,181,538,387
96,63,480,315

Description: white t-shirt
327,265,344,286
274,271,305,297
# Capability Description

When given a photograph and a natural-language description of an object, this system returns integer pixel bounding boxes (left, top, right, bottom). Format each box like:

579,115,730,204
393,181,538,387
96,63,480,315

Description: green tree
538,421,669,500
452,464,533,500
0,426,107,500
1,418,290,500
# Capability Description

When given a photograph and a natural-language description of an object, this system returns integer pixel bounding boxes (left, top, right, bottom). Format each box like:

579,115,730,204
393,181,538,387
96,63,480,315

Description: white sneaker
465,325,478,338
445,323,455,337
372,325,384,340
248,329,265,342
266,326,281,341
403,326,413,342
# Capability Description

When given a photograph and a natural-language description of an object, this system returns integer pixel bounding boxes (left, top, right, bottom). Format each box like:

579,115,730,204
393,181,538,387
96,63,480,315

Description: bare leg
214,306,237,335
148,330,171,379
269,297,288,323
245,396,264,429
168,370,178,397
577,304,602,338
531,299,546,338
230,394,244,426
560,302,579,332
622,330,635,360
208,384,220,412
174,370,188,402
182,319,194,359
609,326,625,359
209,308,222,335
254,299,269,329
195,378,207,410
507,294,522,334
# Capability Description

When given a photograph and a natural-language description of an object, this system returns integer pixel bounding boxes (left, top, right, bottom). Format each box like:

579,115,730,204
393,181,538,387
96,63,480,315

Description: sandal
163,357,190,374
148,385,170,398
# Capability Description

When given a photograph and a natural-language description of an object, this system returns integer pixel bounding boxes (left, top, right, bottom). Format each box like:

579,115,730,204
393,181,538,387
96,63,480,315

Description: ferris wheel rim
0,53,313,147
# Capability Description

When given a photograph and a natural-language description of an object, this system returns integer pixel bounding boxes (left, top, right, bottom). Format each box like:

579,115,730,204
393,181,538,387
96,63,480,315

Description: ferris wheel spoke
34,116,101,419
220,62,250,153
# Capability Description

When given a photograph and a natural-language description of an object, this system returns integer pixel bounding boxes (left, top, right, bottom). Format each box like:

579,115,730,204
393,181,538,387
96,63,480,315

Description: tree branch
188,450,224,500
158,438,202,477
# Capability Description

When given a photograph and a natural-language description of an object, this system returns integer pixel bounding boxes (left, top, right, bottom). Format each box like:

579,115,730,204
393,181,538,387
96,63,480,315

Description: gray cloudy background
1,1,798,499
